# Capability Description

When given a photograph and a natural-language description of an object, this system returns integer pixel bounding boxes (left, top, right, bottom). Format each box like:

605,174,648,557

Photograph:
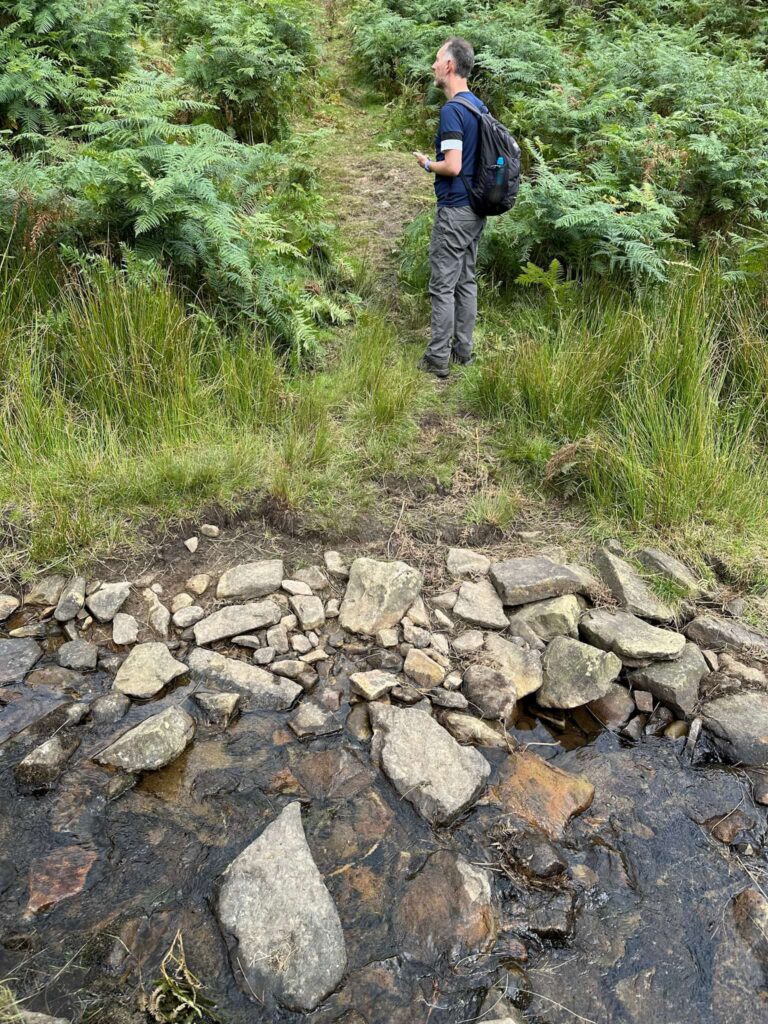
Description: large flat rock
193,599,282,646
686,614,768,659
96,706,195,772
507,594,585,641
0,638,42,684
488,747,594,838
339,558,422,636
216,559,284,602
580,609,685,661
627,642,707,717
187,648,301,709
701,691,768,766
539,636,621,709
489,556,582,607
113,642,187,698
592,547,673,622
369,704,490,825
218,802,347,1011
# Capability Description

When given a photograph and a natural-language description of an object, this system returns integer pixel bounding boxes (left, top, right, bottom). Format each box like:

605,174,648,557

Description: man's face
432,45,452,88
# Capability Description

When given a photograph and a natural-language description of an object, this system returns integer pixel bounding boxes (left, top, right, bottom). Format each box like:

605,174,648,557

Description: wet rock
506,834,567,878
218,802,346,1011
188,648,301,708
194,600,281,646
664,720,688,739
15,734,80,789
27,845,99,915
489,748,594,838
25,574,67,607
142,588,170,636
453,578,507,629
96,706,195,771
324,550,349,579
529,889,575,940
439,710,508,748
587,684,635,731
627,642,707,718
53,576,86,622
463,665,517,725
90,692,130,725
483,634,544,699
26,666,83,691
507,594,585,642
0,638,42,684
85,581,130,622
701,691,768,765
446,547,491,576
686,613,768,658
635,548,702,598
0,594,19,620
394,850,496,963
367,649,403,672
293,748,374,800
350,670,399,701
452,629,485,656
57,639,97,671
712,887,768,1023
289,701,342,739
702,810,756,845
489,556,582,607
403,648,445,687
216,559,284,601
592,547,673,621
112,613,139,646
346,703,371,741
339,557,422,636
369,704,490,825
539,637,621,709
623,714,648,741
645,705,675,736
290,594,325,631
113,642,187,698
580,609,685,661
186,573,211,595
192,690,240,727
172,605,204,629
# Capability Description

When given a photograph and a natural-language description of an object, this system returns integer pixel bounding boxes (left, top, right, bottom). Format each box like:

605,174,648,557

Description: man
414,37,486,379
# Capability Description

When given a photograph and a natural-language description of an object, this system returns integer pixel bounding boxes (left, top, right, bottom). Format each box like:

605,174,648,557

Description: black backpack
451,96,521,217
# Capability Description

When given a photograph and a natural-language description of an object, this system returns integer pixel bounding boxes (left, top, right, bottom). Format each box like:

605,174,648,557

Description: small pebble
171,593,193,614
184,537,199,553
201,524,220,538
664,720,688,740
633,690,655,713
186,574,211,595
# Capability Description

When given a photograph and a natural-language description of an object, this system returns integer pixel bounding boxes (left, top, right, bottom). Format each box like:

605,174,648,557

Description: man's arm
413,150,462,176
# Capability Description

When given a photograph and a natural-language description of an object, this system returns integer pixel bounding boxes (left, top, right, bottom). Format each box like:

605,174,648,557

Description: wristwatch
424,158,432,172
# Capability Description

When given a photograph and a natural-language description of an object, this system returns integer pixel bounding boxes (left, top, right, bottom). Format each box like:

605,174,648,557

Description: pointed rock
453,578,507,629
627,642,707,718
539,637,621,709
439,711,508,748
216,559,284,602
592,547,672,621
489,556,582,607
96,706,195,772
350,670,399,701
217,802,347,1011
187,648,300,709
369,704,490,825
113,642,187,698
54,577,86,622
339,558,422,636
580,609,685,661
192,690,240,727
193,599,281,646
85,581,130,622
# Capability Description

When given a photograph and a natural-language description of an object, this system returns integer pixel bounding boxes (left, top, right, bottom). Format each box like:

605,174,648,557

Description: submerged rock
217,801,347,1011
592,547,673,622
490,748,594,838
489,556,582,607
339,557,422,636
27,845,99,916
113,642,187,698
538,637,621,709
187,648,301,709
96,706,195,772
701,691,768,765
216,559,284,601
580,609,685,661
0,638,42,684
369,704,490,825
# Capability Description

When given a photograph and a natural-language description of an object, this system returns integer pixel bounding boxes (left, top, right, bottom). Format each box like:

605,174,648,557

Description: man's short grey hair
444,37,475,78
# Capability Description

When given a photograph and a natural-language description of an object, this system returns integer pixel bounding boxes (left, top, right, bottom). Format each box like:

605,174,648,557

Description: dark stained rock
0,638,42,684
488,748,594,838
27,845,99,914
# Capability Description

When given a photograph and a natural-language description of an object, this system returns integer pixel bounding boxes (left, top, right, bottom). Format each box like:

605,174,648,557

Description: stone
427,688,468,710
350,670,399,701
291,634,312,654
453,578,507,629
339,557,422,636
446,547,491,577
184,536,199,553
686,614,768,658
25,574,67,607
290,595,325,631
193,690,240,727
538,637,621,709
433,590,458,610
85,581,130,622
507,594,585,642
283,579,313,596
507,834,567,879
489,556,582,607
17,1012,71,1024
293,748,374,801
324,550,349,580
9,621,48,638
580,609,686,661
463,665,517,725
346,703,371,741
201,523,220,538
171,592,194,613
112,613,139,646
301,648,328,665
27,845,98,916
254,647,275,665
452,630,485,656
401,619,430,647
216,559,284,602
718,652,767,685
267,624,290,655
172,605,205,629
186,573,211,595
26,666,83,690
288,701,342,739
645,705,675,736
369,704,490,825
635,548,703,598
633,689,655,713
376,627,399,648
627,642,707,718
587,684,635,731
53,576,86,622
15,733,80,789
430,633,450,656
187,649,301,709
433,609,453,630
272,660,318,689
142,589,170,636
113,642,187,698
0,638,42,684
443,670,463,690
701,691,768,766
96,706,195,772
407,596,430,627
90,692,130,725
403,648,445,687
193,599,281,645
592,547,673,621
664,720,689,739
217,802,346,1011
489,748,594,838
530,890,575,940
292,566,329,592
232,634,261,649
483,634,544,698
58,639,98,671
0,594,19,620
439,711,507,748
325,598,340,618
394,850,496,964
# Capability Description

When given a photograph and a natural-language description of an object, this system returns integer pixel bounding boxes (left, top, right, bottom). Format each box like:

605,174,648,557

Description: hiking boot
417,356,450,379
451,352,475,366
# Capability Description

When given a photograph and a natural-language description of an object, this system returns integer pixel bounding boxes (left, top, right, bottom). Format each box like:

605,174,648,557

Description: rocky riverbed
1,537,767,1023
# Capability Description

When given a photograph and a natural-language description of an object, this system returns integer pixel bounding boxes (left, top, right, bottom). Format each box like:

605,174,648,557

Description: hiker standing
413,37,520,378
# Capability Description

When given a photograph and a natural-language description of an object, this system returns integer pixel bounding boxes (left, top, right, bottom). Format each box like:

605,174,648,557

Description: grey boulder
96,706,195,772
538,637,621,709
0,638,42,684
85,581,131,622
686,614,768,659
53,576,86,622
216,559,284,602
462,665,517,725
627,642,707,718
580,609,685,662
489,556,582,607
507,594,585,642
701,691,768,766
58,639,98,671
453,578,507,629
339,557,422,636
592,547,672,622
483,634,543,698
113,642,187,698
217,801,347,1011
187,648,300,709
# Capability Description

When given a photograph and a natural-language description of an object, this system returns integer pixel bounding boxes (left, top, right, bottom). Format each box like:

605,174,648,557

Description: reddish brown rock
293,748,374,801
489,749,594,838
28,845,98,914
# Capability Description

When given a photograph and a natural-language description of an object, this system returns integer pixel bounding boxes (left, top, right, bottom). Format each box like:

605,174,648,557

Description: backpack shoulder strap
449,96,482,117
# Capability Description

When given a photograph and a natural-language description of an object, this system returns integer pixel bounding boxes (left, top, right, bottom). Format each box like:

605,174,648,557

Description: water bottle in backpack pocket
453,97,521,218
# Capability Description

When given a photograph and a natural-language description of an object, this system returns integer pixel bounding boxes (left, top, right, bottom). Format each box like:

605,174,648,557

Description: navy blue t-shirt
434,90,487,208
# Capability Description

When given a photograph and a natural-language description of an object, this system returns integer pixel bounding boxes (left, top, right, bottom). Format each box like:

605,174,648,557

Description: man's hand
413,151,430,169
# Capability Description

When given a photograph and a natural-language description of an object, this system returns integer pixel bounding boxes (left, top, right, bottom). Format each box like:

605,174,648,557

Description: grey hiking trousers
426,205,486,368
